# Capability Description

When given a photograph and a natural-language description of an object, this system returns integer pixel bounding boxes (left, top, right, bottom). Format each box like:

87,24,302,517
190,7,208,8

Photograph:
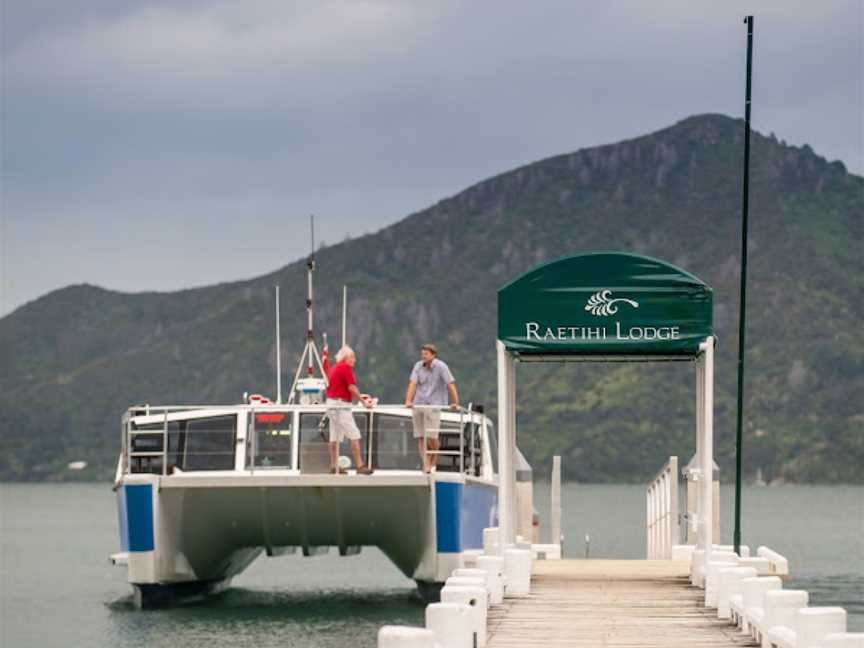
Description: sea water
1,483,861,647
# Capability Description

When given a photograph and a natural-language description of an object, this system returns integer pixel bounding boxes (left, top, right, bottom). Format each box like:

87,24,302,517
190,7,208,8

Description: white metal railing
121,403,484,478
646,456,679,559
411,404,475,474
308,403,479,474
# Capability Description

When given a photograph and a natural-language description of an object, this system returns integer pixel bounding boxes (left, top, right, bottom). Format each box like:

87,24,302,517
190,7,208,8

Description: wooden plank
487,560,756,648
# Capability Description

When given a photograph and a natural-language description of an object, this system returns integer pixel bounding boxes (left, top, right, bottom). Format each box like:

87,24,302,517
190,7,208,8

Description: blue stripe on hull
435,482,461,552
435,481,497,553
117,488,130,551
125,484,155,552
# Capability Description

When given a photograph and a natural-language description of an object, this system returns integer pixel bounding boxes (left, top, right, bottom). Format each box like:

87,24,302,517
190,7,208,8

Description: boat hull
115,472,496,607
133,578,233,609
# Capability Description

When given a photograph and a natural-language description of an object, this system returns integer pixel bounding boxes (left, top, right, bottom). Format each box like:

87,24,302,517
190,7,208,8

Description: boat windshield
249,412,294,469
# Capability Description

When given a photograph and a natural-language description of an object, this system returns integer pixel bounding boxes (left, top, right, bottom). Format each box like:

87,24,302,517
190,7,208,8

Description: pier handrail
646,456,679,559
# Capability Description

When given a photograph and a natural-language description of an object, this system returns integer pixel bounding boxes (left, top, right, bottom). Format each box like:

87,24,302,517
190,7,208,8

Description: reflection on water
104,588,423,648
1,482,861,648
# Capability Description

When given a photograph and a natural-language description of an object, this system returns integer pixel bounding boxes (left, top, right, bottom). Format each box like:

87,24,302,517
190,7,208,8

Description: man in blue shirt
404,344,460,473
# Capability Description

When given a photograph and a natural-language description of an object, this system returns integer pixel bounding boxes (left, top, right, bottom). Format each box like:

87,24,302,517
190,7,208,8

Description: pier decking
486,560,755,647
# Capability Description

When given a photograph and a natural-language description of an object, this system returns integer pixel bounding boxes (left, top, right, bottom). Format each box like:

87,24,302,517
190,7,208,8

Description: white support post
506,348,517,548
659,474,667,558
696,358,704,463
693,355,704,549
689,360,704,546
699,337,715,560
669,455,679,553
551,455,561,549
496,340,517,549
646,486,653,558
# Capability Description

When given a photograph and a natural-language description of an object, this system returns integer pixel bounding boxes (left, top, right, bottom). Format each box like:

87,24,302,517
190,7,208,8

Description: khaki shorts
412,407,442,439
327,399,361,443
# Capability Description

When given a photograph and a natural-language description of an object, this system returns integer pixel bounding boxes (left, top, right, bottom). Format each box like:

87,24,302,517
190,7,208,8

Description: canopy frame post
698,337,715,559
496,340,518,549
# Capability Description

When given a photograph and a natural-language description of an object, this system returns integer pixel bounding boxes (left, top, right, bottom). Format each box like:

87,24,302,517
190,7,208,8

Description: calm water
1,483,861,647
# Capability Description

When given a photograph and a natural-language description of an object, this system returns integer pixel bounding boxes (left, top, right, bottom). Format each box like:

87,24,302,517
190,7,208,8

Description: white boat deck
125,470,464,488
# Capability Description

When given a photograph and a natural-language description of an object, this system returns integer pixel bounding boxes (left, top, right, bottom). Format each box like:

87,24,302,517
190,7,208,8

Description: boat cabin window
129,415,236,473
249,412,294,468
372,414,422,470
371,414,485,474
183,416,237,471
299,411,369,473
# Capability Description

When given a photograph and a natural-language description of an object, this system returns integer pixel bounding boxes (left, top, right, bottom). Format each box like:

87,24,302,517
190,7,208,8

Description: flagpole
734,14,754,556
341,285,348,348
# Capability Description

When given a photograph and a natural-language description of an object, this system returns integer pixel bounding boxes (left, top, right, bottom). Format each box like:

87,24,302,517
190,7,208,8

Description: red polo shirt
326,361,356,401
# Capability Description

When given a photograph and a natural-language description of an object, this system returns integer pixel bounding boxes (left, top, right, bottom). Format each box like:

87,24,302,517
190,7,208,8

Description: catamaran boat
111,400,499,608
110,239,510,608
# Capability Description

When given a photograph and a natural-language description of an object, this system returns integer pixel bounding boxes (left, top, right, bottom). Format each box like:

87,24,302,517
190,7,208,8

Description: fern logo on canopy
585,290,639,317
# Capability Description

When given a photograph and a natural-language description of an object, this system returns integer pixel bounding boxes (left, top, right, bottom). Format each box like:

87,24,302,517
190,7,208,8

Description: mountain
1,114,861,483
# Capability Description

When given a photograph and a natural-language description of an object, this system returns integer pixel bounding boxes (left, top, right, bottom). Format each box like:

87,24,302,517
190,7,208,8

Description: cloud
5,1,418,111
1,0,861,315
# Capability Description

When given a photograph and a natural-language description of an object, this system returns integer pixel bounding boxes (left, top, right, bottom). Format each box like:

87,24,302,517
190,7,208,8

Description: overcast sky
1,1,861,316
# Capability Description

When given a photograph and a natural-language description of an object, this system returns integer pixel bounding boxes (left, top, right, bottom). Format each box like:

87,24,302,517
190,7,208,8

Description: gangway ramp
487,560,755,647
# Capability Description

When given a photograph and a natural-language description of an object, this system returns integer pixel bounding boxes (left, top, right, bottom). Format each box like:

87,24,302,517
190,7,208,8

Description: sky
1,1,861,316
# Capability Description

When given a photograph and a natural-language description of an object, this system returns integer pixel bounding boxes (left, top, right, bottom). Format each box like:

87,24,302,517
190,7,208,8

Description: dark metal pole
734,15,754,556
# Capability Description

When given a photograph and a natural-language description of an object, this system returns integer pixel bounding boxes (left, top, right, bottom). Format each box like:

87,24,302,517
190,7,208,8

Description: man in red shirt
326,346,374,475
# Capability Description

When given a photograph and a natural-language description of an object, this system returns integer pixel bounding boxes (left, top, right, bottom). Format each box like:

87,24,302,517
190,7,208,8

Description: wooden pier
486,560,755,648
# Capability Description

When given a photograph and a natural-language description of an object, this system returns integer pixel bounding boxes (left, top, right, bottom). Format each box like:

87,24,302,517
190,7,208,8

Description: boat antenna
306,214,315,376
275,284,282,403
341,285,348,348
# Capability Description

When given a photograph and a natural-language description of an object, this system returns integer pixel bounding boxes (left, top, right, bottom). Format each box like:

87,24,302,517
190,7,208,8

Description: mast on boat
287,215,329,404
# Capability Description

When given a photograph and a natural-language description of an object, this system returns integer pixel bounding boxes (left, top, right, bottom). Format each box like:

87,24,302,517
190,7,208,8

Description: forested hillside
1,114,861,483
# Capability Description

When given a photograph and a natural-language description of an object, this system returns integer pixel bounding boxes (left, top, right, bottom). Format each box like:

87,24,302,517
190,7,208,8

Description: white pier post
378,626,437,648
496,340,517,549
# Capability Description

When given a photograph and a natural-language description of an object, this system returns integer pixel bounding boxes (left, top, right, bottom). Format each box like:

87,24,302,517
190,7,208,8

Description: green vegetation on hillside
1,114,861,483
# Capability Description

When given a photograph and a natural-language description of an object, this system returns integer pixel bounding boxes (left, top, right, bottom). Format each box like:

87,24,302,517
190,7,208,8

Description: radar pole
287,214,329,403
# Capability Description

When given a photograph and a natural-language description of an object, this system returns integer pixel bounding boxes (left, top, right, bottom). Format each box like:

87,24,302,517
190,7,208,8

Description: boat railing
646,455,680,559
409,403,482,475
122,403,485,477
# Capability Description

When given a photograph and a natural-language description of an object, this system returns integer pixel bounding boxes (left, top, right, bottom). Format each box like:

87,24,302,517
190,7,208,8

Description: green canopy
497,252,713,357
